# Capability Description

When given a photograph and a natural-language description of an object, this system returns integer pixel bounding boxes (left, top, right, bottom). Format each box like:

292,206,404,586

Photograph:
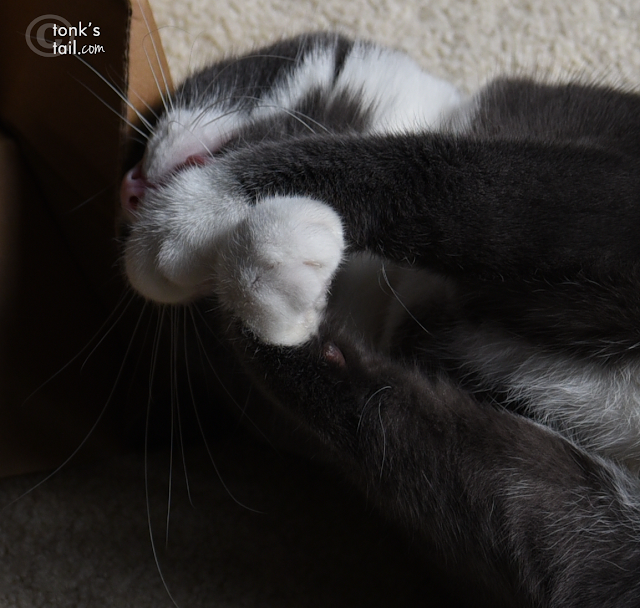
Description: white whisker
137,0,173,112
165,307,177,548
380,264,432,337
191,102,246,130
72,76,149,139
185,307,265,513
3,296,147,512
190,307,276,450
73,55,153,132
188,53,298,104
378,400,387,481
251,101,331,135
175,308,194,509
22,291,136,406
165,119,214,157
144,305,181,608
357,385,392,435
127,84,161,122
65,187,111,214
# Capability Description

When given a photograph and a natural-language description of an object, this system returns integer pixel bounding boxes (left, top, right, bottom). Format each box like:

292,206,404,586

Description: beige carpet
152,0,640,91
2,1,640,606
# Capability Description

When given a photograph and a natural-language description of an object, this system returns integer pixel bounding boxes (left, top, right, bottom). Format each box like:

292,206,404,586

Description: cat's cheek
122,222,213,304
121,165,253,303
123,238,201,304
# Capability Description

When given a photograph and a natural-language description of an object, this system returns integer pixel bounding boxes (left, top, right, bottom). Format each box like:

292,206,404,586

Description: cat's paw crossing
214,196,344,346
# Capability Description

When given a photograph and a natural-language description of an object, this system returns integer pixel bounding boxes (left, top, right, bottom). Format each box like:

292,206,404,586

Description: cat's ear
321,341,347,370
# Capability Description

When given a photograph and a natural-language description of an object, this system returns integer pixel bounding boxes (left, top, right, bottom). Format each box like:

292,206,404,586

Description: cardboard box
0,0,172,476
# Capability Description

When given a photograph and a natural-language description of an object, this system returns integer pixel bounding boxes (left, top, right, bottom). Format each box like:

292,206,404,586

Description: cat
119,32,640,607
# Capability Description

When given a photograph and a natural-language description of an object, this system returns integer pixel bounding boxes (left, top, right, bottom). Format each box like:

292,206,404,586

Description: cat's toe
214,196,344,346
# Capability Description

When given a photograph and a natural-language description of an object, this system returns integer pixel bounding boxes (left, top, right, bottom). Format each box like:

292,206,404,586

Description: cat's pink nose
120,162,149,213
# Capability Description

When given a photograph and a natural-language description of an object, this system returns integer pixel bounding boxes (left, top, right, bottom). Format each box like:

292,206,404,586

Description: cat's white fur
336,41,462,133
453,328,640,470
125,162,250,304
123,37,640,470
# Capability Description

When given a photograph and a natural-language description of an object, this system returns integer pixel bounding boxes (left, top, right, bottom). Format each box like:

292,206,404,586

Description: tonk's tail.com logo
26,15,104,57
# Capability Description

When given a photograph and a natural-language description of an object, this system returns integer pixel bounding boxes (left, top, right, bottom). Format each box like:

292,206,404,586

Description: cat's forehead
142,40,339,179
141,33,463,181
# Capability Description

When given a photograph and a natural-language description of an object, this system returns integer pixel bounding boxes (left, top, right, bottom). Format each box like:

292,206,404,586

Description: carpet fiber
2,1,639,606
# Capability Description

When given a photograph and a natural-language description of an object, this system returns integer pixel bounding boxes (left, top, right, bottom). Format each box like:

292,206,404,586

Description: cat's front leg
122,162,344,344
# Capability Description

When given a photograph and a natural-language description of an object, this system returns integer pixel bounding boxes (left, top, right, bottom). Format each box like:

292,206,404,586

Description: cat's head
118,33,462,304
119,33,361,304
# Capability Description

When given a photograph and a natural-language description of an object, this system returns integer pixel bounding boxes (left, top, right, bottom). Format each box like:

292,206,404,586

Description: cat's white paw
214,196,344,346
123,165,344,345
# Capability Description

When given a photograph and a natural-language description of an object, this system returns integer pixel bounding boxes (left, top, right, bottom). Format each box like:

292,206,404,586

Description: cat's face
119,33,462,307
119,41,306,304
119,34,359,305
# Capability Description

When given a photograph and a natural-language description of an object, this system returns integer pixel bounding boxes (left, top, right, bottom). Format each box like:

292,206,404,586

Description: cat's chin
123,248,204,305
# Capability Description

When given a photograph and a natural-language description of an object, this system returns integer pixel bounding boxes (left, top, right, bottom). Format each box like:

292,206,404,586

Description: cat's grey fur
119,32,640,607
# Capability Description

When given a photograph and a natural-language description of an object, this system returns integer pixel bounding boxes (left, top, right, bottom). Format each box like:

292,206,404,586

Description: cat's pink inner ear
185,153,209,167
120,162,149,212
322,342,347,369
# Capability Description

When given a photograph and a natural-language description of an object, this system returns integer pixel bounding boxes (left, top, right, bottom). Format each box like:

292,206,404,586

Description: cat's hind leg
231,324,640,608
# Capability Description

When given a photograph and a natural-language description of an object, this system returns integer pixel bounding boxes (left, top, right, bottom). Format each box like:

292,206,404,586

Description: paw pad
214,196,345,345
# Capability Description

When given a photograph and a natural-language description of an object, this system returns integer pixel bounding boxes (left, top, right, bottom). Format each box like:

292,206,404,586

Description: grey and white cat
119,33,640,607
